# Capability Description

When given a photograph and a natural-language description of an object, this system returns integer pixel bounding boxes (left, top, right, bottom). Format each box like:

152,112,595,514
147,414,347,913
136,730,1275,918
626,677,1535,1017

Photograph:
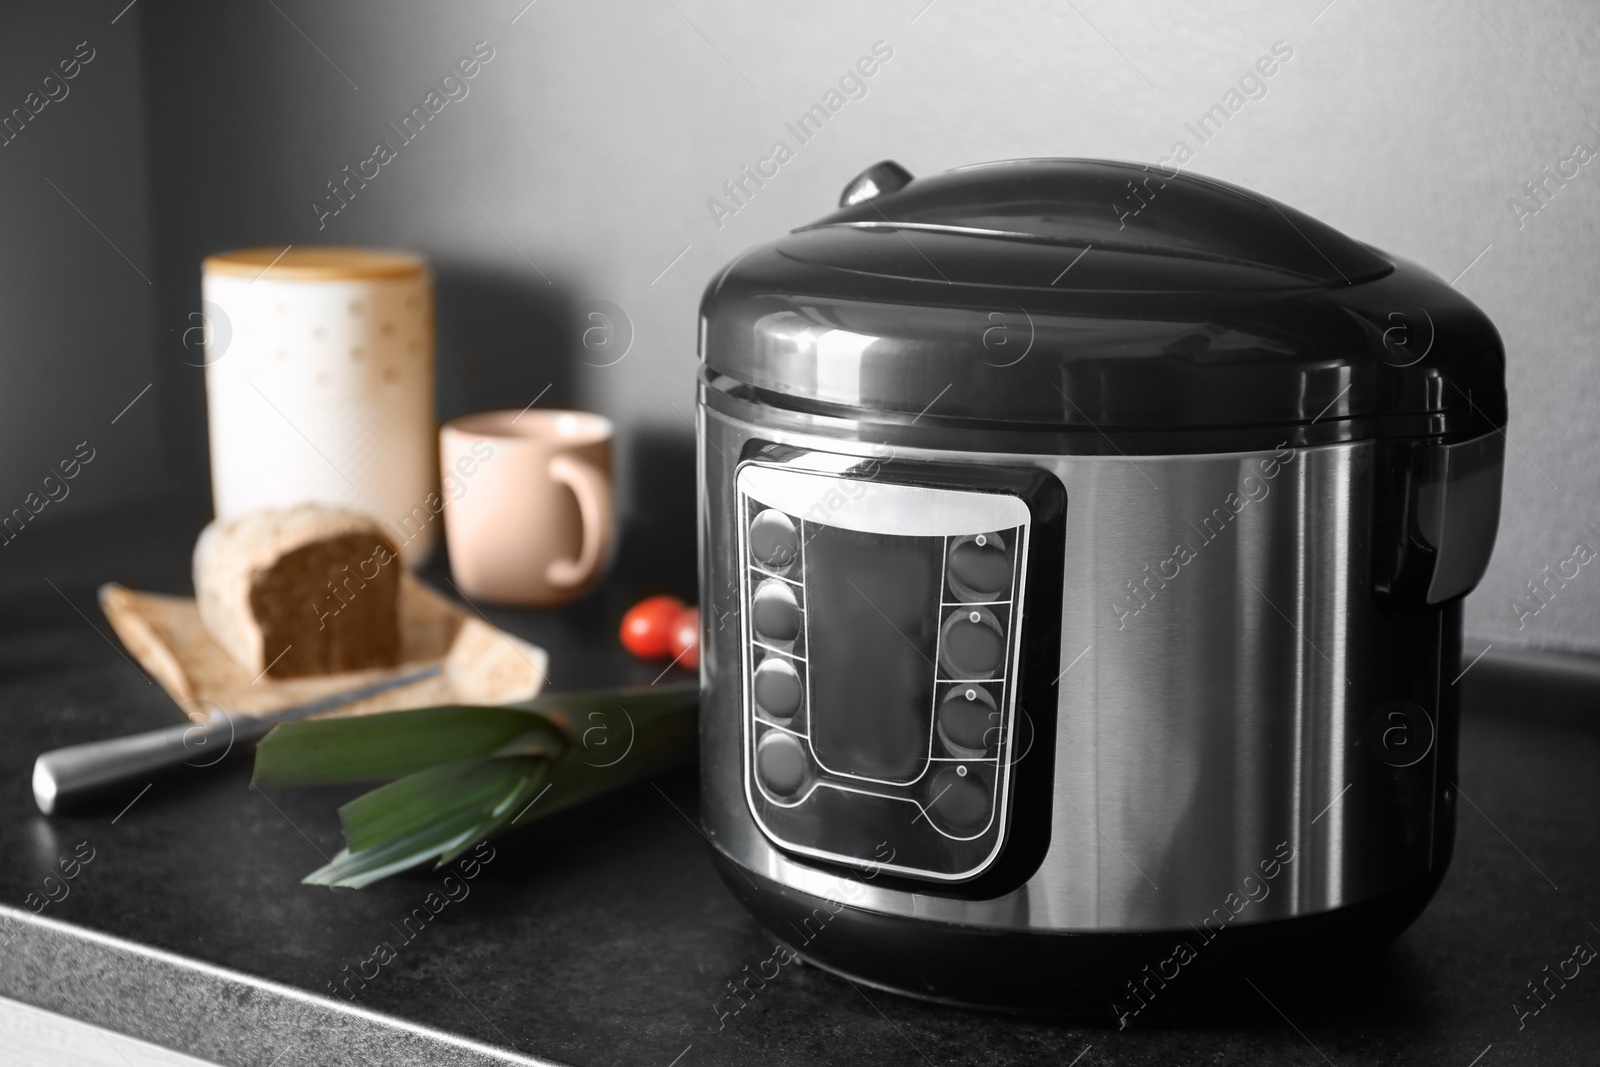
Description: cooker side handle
1373,432,1505,611
1415,432,1505,604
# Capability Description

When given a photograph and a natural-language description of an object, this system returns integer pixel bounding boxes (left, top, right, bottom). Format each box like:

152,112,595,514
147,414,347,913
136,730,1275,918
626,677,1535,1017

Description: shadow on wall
615,428,697,596
434,264,698,593
433,263,578,422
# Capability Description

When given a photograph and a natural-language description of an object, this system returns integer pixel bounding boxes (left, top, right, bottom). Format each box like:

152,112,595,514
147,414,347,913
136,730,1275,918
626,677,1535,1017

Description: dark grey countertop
2,499,1598,1067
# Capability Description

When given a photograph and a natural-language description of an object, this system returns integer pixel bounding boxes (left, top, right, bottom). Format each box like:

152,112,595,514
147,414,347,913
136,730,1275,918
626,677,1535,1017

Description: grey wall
0,6,160,534
7,0,1599,655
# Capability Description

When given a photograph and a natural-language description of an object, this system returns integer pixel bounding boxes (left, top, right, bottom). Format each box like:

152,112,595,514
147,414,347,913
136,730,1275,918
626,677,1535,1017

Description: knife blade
32,664,443,815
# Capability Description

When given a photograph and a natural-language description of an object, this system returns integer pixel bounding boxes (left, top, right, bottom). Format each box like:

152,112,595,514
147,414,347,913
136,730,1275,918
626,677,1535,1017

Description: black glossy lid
700,159,1506,439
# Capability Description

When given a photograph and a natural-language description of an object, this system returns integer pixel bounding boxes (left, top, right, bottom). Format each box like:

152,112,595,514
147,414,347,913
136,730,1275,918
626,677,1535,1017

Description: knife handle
32,713,265,815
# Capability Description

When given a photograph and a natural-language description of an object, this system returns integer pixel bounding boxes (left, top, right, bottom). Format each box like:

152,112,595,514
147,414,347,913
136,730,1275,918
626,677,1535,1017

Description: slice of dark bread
195,505,402,678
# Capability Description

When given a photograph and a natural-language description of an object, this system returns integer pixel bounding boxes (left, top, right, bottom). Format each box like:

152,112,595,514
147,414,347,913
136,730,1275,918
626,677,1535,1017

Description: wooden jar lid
203,246,426,281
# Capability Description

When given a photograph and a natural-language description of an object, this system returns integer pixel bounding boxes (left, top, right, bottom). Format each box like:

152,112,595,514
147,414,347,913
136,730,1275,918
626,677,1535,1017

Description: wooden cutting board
99,572,548,723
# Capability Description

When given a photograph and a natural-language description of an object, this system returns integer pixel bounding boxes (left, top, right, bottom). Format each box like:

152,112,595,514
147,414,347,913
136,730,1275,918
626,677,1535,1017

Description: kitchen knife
32,665,443,815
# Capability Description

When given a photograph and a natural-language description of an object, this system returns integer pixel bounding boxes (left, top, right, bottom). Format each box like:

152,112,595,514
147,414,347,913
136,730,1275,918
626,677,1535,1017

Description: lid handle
839,161,913,207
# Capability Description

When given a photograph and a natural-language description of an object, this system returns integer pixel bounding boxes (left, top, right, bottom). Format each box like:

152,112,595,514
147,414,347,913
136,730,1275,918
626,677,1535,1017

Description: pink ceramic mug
440,409,614,606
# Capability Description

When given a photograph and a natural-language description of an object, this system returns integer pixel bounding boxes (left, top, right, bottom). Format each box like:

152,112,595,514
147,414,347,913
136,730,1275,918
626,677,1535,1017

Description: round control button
753,657,803,720
756,730,808,798
940,608,1004,678
947,534,1011,601
749,509,799,571
926,765,990,834
752,579,801,643
937,685,998,755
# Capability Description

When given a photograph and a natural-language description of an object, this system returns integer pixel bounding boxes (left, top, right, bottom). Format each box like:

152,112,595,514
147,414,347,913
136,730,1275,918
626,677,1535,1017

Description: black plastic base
711,848,1449,1025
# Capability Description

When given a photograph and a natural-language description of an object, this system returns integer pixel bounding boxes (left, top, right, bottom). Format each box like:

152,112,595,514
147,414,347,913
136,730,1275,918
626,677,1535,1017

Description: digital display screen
803,524,943,783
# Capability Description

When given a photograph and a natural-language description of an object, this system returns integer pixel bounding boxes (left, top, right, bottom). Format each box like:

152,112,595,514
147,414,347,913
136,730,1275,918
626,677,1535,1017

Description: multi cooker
694,158,1506,1016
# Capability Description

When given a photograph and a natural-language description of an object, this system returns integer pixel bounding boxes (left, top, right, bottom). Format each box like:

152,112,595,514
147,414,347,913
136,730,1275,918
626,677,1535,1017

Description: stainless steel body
700,400,1455,933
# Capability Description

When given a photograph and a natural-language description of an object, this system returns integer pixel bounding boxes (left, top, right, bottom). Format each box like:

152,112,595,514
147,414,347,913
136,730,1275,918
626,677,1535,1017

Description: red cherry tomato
669,607,700,671
620,595,685,660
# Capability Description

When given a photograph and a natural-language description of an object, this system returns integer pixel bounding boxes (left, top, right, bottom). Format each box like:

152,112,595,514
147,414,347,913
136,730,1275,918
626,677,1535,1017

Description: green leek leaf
536,685,700,819
303,759,544,888
306,826,483,888
254,706,542,785
338,756,546,853
253,683,699,889
435,770,551,866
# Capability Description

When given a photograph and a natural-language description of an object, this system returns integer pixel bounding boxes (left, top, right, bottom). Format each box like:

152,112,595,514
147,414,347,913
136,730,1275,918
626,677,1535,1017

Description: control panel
736,456,1032,882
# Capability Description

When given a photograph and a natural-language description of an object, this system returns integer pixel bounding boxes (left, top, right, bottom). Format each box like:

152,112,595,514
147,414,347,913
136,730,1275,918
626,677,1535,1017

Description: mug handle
546,454,613,589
